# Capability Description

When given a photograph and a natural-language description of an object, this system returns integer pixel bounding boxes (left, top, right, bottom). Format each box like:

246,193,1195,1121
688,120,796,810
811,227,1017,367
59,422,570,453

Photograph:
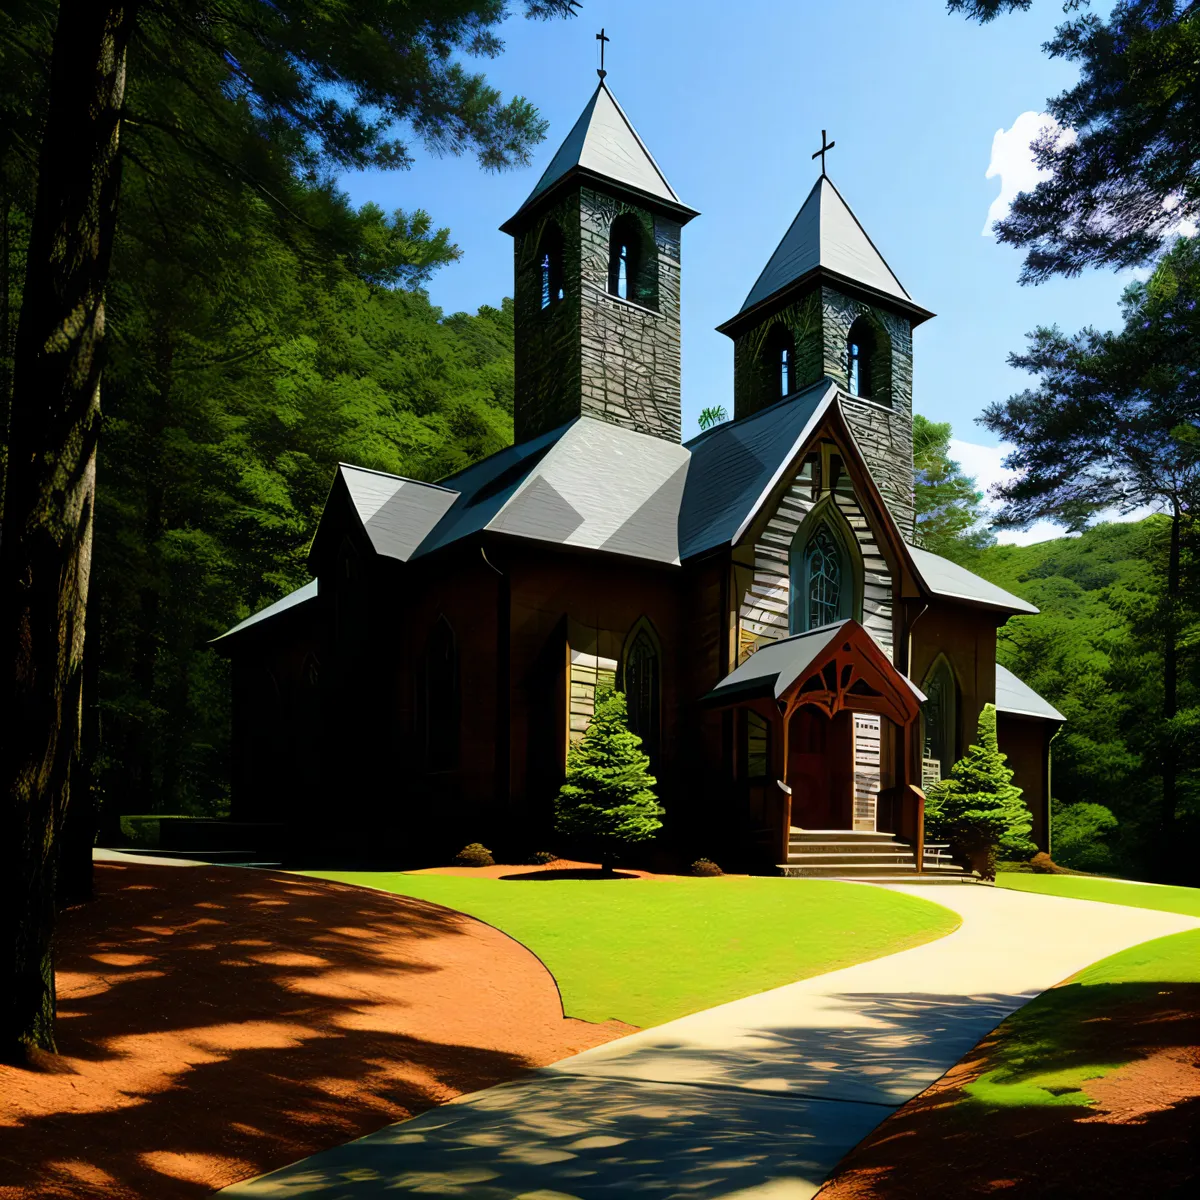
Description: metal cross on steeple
812,129,836,176
596,28,610,80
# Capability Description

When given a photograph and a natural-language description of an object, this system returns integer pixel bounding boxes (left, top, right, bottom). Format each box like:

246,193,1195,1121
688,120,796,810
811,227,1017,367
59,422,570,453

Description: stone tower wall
512,193,583,444
821,289,915,538
729,286,915,537
578,189,682,442
512,187,683,445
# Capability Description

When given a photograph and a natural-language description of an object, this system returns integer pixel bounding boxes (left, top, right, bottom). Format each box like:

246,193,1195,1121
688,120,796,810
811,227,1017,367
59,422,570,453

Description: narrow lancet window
763,323,795,405
608,214,644,303
806,526,843,629
847,318,876,398
537,222,564,310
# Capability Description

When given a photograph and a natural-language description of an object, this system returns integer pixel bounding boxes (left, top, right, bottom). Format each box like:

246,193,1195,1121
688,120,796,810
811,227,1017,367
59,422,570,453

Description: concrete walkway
219,883,1200,1199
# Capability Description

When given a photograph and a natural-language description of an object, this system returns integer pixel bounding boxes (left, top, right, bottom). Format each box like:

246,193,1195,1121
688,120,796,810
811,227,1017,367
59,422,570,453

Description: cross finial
812,129,836,176
596,27,610,80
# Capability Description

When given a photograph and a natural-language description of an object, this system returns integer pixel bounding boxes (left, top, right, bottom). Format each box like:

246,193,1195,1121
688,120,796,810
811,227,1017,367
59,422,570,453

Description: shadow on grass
499,868,640,881
817,978,1200,1198
0,863,577,1200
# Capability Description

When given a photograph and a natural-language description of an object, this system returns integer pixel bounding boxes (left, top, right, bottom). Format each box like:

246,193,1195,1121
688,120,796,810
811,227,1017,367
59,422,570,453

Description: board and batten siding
737,462,893,830
569,650,617,742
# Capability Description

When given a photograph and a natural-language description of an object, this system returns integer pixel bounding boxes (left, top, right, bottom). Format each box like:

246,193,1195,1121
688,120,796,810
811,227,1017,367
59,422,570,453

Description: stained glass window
624,628,660,760
806,526,842,629
923,660,956,780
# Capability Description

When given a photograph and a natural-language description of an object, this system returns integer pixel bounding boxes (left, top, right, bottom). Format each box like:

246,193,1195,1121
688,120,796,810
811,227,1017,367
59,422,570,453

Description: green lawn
963,927,1200,1109
996,872,1200,918
306,872,960,1028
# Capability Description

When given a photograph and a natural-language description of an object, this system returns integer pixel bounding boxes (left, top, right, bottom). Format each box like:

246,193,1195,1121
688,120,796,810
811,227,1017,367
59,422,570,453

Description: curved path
220,883,1200,1199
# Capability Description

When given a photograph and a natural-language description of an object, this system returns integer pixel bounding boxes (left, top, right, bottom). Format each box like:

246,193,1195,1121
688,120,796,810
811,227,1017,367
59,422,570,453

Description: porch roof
702,620,926,710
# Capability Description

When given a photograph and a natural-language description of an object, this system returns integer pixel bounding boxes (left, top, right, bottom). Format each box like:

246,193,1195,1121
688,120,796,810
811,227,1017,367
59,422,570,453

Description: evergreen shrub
925,704,1035,881
690,858,723,877
454,843,495,867
527,850,556,866
555,687,663,870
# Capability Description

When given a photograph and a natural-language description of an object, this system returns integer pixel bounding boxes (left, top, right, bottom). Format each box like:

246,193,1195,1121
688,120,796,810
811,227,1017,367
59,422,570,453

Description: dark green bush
454,843,495,868
527,850,556,865
690,858,723,877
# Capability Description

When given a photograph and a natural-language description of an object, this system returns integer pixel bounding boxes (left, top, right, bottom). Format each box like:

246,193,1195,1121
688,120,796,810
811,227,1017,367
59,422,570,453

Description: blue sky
339,0,1137,541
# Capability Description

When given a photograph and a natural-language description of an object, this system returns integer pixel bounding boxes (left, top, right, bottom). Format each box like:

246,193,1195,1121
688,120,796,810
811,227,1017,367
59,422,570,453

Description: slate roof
501,82,697,232
995,662,1065,723
701,619,927,706
907,545,1039,616
212,579,318,646
678,379,834,558
338,466,459,561
719,175,932,333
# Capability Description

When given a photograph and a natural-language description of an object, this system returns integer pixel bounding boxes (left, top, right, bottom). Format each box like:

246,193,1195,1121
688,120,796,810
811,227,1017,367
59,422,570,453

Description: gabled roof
501,82,697,233
996,663,1065,723
337,465,459,561
678,378,835,559
419,417,690,565
701,618,926,709
718,175,932,335
907,545,1039,616
211,579,318,648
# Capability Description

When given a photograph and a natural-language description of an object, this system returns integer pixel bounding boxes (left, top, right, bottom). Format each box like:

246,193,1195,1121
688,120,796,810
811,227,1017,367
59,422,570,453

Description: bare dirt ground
816,983,1200,1199
0,862,633,1200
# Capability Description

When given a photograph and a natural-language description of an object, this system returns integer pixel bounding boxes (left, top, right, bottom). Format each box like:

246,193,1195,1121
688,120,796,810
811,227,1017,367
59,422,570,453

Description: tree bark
0,0,135,1061
1161,498,1181,881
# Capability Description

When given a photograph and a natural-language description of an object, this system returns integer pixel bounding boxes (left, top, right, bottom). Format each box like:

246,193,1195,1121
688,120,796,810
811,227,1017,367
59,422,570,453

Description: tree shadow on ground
816,980,1200,1198
0,863,617,1200
499,868,640,881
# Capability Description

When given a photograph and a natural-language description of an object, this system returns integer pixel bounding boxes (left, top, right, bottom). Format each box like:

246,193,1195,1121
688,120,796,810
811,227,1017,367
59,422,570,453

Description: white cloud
983,111,1075,237
948,438,1157,545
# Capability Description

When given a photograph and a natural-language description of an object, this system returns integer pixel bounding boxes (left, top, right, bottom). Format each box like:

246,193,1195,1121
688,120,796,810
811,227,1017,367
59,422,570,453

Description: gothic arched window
847,317,877,399
763,323,795,401
623,622,661,762
922,658,958,781
608,214,643,303
538,221,564,310
790,517,857,634
806,526,843,629
423,617,460,772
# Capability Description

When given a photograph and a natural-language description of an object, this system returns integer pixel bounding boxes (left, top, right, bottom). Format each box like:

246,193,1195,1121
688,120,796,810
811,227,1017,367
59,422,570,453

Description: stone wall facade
730,285,915,538
512,185,683,445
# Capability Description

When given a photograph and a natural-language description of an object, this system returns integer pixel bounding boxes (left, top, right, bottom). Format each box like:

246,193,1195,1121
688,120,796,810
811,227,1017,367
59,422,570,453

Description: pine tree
555,688,663,870
925,703,1034,880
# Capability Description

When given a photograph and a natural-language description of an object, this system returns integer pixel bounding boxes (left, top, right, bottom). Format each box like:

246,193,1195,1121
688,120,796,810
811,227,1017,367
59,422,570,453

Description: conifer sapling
924,703,1034,880
555,687,663,871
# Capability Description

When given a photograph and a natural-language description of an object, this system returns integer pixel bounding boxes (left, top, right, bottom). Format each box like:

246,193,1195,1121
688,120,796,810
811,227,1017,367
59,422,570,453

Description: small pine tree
925,703,1035,879
555,687,663,870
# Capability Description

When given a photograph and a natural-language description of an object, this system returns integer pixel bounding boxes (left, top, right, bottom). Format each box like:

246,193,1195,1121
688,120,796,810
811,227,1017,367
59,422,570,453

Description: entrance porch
703,620,933,874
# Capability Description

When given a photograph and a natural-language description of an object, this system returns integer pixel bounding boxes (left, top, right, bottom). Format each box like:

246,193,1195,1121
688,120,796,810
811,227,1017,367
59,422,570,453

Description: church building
215,81,1064,875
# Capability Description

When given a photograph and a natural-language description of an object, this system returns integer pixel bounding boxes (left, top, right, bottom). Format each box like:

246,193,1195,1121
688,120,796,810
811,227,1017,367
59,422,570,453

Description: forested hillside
965,519,1199,877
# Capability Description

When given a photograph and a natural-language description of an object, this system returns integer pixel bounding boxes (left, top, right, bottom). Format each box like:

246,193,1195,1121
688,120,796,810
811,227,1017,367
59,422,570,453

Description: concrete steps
779,829,978,883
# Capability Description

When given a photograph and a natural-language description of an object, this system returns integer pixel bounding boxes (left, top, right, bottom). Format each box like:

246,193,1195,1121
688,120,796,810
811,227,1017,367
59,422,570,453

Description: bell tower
502,81,698,445
717,173,934,537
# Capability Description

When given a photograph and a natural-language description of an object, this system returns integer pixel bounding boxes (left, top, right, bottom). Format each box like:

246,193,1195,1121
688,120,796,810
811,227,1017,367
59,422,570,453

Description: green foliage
926,703,1035,878
555,688,663,865
912,414,995,561
950,2,1200,281
1051,799,1118,873
969,517,1200,879
698,405,728,431
454,843,495,867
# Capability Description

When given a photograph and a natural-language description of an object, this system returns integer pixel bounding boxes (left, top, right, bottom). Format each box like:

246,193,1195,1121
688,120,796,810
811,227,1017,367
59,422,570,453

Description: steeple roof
719,175,932,334
501,82,696,233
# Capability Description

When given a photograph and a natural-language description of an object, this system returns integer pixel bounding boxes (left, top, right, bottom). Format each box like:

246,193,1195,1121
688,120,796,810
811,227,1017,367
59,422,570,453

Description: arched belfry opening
608,213,656,309
762,323,795,403
847,316,890,403
537,220,565,309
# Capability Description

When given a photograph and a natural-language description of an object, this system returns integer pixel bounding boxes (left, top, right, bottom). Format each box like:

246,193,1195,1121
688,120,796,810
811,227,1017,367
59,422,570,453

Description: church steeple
719,173,933,537
503,82,698,445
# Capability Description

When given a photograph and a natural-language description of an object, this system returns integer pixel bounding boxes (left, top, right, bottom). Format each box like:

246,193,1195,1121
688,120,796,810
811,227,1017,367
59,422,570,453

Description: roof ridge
338,462,458,493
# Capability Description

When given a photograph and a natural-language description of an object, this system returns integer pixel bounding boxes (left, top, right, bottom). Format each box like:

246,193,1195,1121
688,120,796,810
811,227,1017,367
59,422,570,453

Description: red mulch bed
816,985,1200,1199
0,863,634,1200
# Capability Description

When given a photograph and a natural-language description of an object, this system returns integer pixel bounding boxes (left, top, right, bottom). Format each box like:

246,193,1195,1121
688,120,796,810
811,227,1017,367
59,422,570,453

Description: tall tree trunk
1161,498,1181,881
0,0,135,1061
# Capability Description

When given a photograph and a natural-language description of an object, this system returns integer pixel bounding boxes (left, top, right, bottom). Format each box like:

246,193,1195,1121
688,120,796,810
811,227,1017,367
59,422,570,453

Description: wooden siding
569,649,618,742
737,460,892,830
